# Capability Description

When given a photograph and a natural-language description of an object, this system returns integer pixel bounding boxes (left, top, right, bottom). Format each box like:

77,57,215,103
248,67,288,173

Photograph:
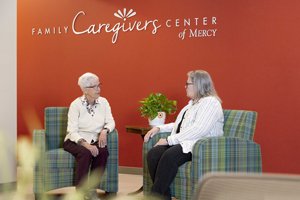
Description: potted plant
139,93,177,126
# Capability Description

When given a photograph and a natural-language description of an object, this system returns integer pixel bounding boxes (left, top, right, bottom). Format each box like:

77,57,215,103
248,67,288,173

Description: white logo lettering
31,9,218,42
72,10,161,43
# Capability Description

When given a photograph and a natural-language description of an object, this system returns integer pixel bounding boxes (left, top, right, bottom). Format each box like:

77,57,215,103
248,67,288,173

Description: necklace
82,97,97,116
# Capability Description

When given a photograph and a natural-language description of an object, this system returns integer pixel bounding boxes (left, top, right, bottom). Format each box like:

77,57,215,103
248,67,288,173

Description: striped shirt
157,96,224,153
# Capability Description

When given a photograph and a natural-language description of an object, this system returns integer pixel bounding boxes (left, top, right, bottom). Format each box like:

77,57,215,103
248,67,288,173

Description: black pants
63,139,109,189
147,144,192,200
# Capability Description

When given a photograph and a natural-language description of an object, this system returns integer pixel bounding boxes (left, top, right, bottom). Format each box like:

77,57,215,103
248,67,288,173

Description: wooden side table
125,125,151,138
125,125,151,195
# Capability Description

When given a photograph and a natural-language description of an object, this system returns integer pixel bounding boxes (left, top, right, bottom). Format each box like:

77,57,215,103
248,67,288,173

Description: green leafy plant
139,93,177,120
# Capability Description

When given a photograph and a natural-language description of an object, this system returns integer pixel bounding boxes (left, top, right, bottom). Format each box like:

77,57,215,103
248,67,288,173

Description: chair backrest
223,110,257,140
45,107,69,150
192,172,300,200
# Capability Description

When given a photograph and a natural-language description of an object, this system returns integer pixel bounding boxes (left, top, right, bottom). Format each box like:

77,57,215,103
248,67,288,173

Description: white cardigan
64,96,115,144
157,96,224,153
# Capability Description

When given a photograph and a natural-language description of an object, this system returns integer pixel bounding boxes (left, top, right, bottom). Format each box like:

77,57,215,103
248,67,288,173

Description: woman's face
185,77,196,99
85,79,101,100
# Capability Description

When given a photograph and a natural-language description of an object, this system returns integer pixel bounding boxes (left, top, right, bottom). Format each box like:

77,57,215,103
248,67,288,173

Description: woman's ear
82,88,87,95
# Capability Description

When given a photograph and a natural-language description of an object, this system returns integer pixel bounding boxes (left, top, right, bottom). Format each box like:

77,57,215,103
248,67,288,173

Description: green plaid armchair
143,110,262,200
33,107,119,197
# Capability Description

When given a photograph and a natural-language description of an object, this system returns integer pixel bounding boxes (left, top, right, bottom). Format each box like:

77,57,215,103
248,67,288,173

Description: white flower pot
148,112,166,127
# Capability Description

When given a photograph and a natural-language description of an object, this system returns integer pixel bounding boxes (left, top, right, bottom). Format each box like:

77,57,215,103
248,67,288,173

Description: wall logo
114,9,136,21
31,8,218,44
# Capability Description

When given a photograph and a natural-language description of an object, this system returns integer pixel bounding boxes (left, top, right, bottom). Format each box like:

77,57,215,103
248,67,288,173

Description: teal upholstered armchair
33,107,119,198
143,110,262,200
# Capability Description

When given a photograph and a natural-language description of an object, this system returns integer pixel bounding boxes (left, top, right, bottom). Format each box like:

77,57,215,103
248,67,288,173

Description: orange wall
18,0,300,173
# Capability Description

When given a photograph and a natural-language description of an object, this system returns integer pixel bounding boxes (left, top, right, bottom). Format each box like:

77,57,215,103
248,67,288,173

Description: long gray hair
188,70,221,102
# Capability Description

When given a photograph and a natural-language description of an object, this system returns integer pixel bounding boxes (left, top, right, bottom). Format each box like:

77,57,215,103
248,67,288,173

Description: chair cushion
45,148,75,168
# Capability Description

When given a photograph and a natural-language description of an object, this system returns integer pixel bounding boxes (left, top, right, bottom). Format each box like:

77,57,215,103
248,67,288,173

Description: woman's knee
77,147,92,159
147,146,166,164
161,145,191,166
147,147,158,163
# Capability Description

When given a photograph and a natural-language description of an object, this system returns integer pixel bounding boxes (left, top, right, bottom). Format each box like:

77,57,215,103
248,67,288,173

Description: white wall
0,0,17,184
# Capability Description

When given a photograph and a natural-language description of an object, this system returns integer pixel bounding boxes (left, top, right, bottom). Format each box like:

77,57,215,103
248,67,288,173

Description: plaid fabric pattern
46,149,75,168
223,109,257,140
171,161,192,200
99,129,119,192
33,107,119,195
191,137,262,192
45,107,69,151
143,109,261,200
33,129,46,193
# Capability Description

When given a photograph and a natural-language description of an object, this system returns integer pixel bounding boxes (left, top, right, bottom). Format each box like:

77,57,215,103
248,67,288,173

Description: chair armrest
107,129,118,155
191,136,262,184
33,129,46,167
100,129,119,192
143,132,171,152
33,129,46,152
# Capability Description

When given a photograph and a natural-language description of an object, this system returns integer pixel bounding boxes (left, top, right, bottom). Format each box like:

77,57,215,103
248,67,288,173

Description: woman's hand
82,142,99,157
154,138,168,147
98,129,108,148
144,127,160,143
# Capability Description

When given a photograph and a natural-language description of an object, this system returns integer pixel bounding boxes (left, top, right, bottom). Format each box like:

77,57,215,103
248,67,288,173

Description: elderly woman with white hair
63,72,115,200
144,70,224,200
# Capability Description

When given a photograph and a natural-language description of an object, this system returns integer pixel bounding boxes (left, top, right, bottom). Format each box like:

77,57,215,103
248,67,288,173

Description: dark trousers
147,144,192,200
63,139,109,189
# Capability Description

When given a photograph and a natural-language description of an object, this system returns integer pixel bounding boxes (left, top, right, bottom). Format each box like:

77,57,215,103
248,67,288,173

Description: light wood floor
0,173,144,200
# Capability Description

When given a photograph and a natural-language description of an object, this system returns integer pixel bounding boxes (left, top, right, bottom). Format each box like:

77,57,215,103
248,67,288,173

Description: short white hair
78,72,99,90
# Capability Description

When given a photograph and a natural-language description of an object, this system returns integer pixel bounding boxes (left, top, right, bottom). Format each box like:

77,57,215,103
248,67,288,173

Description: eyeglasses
86,83,102,89
185,82,193,87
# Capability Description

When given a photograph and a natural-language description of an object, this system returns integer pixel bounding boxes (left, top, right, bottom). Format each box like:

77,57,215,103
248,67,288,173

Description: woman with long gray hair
144,70,224,200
